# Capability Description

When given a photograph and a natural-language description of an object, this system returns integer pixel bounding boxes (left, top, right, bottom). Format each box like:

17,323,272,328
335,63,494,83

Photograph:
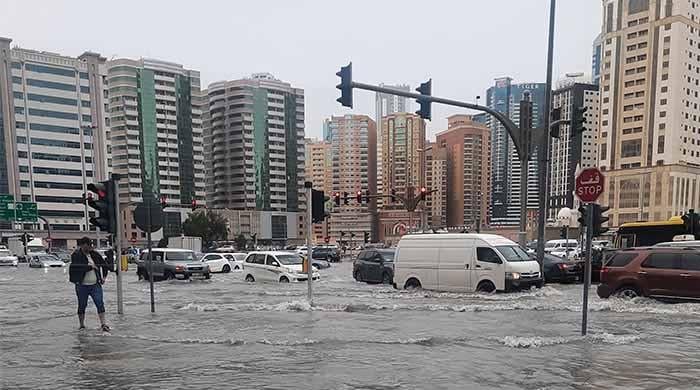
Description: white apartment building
375,84,410,210
598,0,700,225
107,58,205,244
205,73,306,243
0,38,109,247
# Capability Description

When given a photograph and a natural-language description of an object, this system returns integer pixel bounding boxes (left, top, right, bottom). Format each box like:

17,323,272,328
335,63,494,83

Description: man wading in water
69,237,111,331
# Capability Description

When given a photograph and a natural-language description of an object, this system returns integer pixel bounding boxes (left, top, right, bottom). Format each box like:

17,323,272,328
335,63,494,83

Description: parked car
312,247,340,263
310,258,331,269
393,233,543,293
137,249,211,281
597,247,700,300
242,251,320,283
0,248,19,267
48,249,71,263
544,239,579,257
28,254,65,268
199,253,232,273
542,253,581,283
354,248,396,284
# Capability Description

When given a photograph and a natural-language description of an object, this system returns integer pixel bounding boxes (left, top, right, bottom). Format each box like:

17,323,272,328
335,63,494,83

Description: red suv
597,248,700,300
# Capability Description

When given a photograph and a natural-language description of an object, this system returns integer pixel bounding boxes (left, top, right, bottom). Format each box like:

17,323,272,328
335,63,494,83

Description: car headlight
506,272,521,280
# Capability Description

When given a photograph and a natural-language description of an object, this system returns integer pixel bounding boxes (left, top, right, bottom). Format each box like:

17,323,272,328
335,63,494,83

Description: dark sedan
312,247,340,263
543,254,581,283
353,249,395,284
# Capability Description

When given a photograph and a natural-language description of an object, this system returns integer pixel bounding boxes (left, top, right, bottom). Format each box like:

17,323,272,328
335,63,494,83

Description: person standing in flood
69,237,110,331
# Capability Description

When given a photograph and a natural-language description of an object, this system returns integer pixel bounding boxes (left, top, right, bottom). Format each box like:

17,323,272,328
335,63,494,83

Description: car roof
142,248,195,252
399,233,516,246
208,252,247,256
246,251,299,256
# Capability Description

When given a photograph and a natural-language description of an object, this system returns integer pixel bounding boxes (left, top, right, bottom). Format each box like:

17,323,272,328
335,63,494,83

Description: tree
235,233,247,250
182,210,228,248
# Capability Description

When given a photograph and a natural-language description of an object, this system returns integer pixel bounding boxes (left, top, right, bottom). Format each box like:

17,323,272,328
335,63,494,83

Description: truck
7,237,46,260
167,236,202,253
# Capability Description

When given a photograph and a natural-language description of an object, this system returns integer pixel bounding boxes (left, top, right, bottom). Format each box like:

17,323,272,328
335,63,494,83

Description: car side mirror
271,261,279,267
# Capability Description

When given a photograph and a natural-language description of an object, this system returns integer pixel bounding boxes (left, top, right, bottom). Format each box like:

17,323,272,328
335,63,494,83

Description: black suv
312,247,340,263
353,249,395,284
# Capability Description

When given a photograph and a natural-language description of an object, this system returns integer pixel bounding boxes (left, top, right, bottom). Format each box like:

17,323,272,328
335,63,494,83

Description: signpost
575,167,605,336
15,202,38,222
0,194,14,221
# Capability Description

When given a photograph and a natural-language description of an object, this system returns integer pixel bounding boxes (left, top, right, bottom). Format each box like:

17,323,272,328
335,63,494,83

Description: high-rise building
375,84,410,210
592,33,604,86
485,77,546,227
0,38,109,247
327,115,376,244
381,112,426,204
204,73,305,243
305,138,332,242
549,81,600,219
424,142,447,228
107,57,205,244
598,0,700,225
436,115,491,229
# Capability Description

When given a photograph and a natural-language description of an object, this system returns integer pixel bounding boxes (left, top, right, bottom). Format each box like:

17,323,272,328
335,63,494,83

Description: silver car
28,254,65,268
0,249,18,267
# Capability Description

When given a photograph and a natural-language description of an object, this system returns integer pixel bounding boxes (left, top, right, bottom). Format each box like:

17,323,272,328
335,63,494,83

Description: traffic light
340,231,346,238
550,107,561,138
683,209,700,236
350,232,356,238
592,204,610,237
334,192,341,207
336,63,353,108
20,232,33,245
342,192,349,205
160,195,168,208
559,226,567,239
415,79,432,120
311,189,327,223
87,180,116,233
363,231,370,244
578,205,587,227
419,187,428,201
572,106,588,134
364,190,371,203
356,190,362,204
191,199,198,210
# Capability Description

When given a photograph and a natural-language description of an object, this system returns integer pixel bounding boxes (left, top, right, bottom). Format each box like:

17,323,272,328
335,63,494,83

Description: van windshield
495,246,531,262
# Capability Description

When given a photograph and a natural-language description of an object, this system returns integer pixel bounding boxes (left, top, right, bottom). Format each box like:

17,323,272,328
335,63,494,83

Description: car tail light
557,263,569,270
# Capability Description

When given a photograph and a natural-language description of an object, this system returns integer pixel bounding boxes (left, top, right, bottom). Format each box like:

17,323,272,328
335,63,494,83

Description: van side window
477,247,502,264
681,253,700,271
642,253,680,269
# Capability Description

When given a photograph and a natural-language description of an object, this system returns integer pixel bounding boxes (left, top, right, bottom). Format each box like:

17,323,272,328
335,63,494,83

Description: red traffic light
191,199,197,210
356,190,362,204
160,195,168,206
334,192,341,207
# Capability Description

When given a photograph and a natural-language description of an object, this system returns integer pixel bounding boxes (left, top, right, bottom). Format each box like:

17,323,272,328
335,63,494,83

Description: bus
614,216,688,248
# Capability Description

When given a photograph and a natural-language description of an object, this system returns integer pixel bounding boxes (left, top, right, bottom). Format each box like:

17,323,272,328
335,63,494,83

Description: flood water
2,261,700,389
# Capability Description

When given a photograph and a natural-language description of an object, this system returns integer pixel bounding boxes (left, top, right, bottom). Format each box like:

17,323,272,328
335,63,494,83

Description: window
642,252,679,269
25,63,75,78
79,72,89,80
621,139,642,157
29,123,80,135
681,253,700,271
12,76,22,84
253,254,266,264
266,256,279,266
600,143,607,160
32,167,86,176
27,93,77,107
14,107,24,115
80,86,90,94
204,254,222,261
31,152,83,163
26,78,75,92
28,108,78,121
606,253,637,267
30,138,81,149
476,247,502,264
658,135,665,154
32,181,83,190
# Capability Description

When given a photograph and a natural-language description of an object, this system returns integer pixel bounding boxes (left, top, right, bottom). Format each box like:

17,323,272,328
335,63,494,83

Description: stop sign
575,168,605,203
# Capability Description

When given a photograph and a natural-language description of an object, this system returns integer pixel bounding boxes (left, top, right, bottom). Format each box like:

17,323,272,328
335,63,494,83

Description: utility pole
112,174,124,315
305,182,313,304
518,98,533,247
535,0,557,270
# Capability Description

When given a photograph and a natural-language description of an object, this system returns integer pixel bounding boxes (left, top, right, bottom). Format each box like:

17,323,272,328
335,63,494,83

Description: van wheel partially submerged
404,278,422,290
477,281,496,293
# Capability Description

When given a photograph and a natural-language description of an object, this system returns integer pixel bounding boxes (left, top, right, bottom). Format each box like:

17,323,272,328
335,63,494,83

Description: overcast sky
4,0,601,139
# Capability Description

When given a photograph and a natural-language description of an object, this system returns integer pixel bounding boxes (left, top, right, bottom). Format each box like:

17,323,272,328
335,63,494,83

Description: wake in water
498,333,643,348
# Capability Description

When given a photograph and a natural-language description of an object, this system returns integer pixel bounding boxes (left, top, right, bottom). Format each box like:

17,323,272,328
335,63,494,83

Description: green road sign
0,194,14,221
15,202,38,222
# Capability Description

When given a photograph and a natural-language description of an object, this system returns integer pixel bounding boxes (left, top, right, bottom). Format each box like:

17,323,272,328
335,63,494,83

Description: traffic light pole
305,182,313,304
112,174,124,315
581,202,593,336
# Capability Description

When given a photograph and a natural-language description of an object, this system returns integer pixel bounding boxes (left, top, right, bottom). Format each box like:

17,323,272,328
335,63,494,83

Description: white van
393,233,542,293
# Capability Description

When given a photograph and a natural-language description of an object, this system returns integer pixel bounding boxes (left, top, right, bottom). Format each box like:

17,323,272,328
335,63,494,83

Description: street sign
575,168,605,203
15,202,38,222
0,194,14,221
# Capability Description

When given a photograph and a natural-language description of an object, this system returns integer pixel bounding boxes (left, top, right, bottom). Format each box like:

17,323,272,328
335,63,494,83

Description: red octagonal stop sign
575,168,605,203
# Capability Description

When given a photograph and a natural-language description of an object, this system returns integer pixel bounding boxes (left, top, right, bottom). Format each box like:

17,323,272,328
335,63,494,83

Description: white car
219,253,247,271
242,251,320,283
28,254,65,268
0,249,18,266
199,253,233,273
